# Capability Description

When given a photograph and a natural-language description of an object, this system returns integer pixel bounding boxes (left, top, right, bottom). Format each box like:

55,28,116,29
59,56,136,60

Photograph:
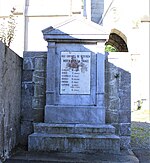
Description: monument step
33,123,116,135
28,133,120,153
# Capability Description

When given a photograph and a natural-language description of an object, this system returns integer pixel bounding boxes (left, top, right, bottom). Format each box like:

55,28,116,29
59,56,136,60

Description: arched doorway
105,29,128,52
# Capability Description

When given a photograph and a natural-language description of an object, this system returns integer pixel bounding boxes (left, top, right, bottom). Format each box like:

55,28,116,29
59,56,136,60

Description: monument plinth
28,17,120,153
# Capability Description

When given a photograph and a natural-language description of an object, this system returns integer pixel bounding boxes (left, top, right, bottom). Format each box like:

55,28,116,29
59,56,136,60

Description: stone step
28,133,120,153
33,123,116,135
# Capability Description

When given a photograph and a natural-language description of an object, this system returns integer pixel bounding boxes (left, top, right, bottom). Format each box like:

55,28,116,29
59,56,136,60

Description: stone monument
28,17,120,153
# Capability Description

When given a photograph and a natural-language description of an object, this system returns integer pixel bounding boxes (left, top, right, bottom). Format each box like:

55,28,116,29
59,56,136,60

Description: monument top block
42,17,109,41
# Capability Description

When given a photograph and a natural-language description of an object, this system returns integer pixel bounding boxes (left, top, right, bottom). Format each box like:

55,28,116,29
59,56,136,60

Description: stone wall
21,52,47,145
0,41,22,160
105,52,131,149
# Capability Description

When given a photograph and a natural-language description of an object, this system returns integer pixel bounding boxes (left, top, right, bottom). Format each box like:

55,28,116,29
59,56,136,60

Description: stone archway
105,29,128,52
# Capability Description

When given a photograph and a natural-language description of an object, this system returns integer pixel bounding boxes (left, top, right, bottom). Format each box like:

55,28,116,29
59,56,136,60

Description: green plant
0,7,17,47
105,44,117,52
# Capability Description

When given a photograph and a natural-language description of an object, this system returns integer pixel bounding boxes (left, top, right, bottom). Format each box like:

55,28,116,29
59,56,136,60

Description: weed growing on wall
105,44,117,52
0,7,17,47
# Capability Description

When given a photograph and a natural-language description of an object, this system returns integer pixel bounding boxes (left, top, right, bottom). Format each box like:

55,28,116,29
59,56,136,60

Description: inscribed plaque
60,52,91,94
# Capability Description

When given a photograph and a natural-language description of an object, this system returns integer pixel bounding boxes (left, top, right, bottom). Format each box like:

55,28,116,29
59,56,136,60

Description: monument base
28,123,120,154
45,106,105,124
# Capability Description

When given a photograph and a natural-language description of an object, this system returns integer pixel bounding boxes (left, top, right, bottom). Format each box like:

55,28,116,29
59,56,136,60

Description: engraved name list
60,52,91,94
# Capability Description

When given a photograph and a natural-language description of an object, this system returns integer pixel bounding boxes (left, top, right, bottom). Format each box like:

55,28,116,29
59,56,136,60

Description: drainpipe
24,0,29,51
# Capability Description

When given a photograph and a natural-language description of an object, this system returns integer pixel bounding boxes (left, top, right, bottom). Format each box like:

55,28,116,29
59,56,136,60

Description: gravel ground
131,108,150,163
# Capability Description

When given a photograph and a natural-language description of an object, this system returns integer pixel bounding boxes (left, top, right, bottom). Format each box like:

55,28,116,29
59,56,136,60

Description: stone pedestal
29,123,120,153
28,17,120,153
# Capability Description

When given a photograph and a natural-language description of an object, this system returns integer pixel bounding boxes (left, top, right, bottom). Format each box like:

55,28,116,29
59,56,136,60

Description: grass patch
131,123,150,147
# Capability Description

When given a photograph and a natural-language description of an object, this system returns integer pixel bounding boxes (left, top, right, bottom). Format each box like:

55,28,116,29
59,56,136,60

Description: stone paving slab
4,149,139,163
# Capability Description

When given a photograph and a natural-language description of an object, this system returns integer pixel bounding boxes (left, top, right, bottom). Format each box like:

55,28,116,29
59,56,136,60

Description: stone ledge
28,133,120,153
33,123,116,135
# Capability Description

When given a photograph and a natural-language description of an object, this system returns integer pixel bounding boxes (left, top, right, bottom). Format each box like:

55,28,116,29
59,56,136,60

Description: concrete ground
4,149,139,163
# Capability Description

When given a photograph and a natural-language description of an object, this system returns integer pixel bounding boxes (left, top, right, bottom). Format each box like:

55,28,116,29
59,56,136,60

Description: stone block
119,110,131,123
106,110,119,123
23,57,35,70
119,90,131,110
120,123,131,136
33,71,46,85
108,69,119,81
108,82,118,97
108,98,120,111
118,68,131,86
21,83,34,110
22,70,33,82
21,95,32,111
32,97,45,109
118,68,131,112
20,121,34,145
35,57,46,71
23,52,47,58
34,84,45,97
32,108,44,122
120,136,131,150
21,107,33,121
22,83,34,96
111,123,120,135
